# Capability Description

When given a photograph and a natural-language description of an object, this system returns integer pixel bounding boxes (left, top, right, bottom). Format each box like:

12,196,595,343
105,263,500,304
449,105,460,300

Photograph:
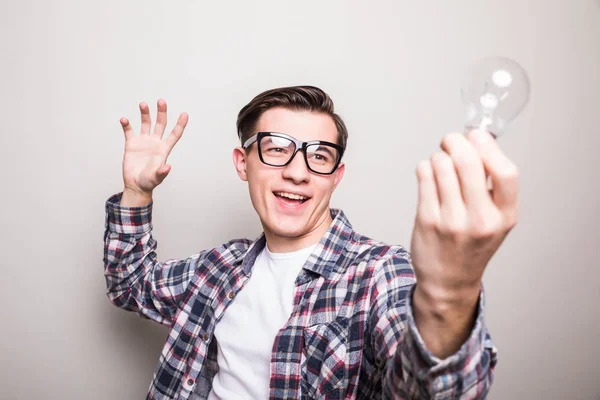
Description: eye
307,152,329,163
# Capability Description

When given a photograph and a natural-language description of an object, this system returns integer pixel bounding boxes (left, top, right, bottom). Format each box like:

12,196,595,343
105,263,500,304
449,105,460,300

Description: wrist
412,283,480,359
414,281,481,314
121,188,153,207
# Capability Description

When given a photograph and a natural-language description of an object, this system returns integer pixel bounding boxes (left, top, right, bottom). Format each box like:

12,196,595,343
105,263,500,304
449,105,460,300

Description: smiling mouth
273,191,311,205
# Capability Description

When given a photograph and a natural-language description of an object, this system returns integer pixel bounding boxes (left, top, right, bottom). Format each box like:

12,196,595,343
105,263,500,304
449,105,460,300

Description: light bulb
461,57,530,138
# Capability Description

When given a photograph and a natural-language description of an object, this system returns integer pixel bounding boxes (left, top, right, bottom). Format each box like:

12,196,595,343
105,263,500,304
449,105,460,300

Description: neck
264,211,333,253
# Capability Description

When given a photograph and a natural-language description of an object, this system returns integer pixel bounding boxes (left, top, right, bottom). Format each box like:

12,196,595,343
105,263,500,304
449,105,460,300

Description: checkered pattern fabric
104,192,497,399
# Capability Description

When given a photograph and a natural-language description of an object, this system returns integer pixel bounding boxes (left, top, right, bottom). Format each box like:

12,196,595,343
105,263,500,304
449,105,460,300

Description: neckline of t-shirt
264,243,318,260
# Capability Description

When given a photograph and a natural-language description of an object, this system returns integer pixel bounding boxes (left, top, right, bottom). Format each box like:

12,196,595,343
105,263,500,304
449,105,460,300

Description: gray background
1,0,599,399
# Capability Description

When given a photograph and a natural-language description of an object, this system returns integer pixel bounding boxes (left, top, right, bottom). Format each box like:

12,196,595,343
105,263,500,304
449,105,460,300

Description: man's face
233,107,345,245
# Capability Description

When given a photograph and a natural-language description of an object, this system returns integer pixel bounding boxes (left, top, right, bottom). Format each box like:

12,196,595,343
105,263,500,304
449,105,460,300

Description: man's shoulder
197,237,256,267
340,231,414,289
344,230,411,267
330,208,409,262
214,237,256,255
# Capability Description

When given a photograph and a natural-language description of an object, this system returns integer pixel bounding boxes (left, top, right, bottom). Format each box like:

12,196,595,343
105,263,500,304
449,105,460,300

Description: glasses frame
242,132,345,175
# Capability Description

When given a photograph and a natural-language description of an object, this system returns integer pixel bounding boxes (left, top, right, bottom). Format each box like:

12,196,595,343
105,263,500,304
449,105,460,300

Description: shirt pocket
301,316,349,399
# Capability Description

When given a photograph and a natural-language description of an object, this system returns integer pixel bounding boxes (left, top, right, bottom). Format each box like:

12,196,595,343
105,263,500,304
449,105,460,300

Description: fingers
120,117,133,140
431,151,465,217
440,133,491,209
165,112,189,151
153,99,167,138
416,160,440,224
467,130,519,214
122,101,187,152
140,102,151,135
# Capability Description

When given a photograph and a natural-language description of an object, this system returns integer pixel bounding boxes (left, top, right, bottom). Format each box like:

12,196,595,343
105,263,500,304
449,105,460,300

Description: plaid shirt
104,192,497,399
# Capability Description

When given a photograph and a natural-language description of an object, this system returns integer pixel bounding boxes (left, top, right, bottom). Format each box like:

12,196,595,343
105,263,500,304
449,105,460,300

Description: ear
232,147,248,181
332,162,345,189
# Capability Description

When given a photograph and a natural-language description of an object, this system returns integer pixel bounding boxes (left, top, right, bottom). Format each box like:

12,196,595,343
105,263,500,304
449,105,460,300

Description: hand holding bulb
408,57,528,359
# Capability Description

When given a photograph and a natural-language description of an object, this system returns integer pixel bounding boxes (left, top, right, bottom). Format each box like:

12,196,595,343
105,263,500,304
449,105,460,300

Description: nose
281,149,310,184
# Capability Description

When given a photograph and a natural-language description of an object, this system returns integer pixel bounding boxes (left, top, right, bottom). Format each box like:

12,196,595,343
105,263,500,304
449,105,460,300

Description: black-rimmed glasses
242,132,344,175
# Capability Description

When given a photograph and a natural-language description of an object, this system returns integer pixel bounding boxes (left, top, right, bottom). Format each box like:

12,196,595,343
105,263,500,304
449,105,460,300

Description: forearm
104,191,174,325
104,192,157,308
412,283,480,359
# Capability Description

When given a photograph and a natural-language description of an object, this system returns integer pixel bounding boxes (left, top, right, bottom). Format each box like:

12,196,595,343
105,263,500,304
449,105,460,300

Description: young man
104,86,518,399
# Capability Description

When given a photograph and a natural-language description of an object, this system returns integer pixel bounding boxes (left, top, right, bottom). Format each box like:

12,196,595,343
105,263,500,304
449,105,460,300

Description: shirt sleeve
368,252,498,399
103,192,208,326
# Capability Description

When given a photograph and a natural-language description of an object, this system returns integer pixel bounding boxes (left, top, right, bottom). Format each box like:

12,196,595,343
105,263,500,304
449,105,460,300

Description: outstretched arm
371,130,518,398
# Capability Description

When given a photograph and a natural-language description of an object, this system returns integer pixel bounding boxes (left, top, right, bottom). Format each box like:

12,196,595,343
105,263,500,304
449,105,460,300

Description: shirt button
203,333,209,341
228,291,235,299
186,378,194,386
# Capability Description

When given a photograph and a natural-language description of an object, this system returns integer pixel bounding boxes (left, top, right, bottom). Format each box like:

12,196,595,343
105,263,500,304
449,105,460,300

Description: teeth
275,192,308,201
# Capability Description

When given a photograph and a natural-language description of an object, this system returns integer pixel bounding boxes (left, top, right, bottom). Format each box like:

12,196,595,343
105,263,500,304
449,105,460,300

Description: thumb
156,164,171,183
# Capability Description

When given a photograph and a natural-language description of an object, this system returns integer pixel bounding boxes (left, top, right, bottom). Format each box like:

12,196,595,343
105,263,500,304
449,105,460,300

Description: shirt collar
240,208,354,281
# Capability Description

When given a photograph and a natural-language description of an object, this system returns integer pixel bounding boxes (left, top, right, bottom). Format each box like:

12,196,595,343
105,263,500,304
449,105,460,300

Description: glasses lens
259,135,295,166
306,144,340,174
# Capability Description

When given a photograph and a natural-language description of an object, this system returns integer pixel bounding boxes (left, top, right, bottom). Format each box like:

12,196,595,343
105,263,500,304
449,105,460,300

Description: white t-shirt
207,243,317,400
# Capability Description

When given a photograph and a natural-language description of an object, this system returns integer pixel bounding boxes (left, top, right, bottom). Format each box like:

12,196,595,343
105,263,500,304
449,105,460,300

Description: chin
265,216,310,239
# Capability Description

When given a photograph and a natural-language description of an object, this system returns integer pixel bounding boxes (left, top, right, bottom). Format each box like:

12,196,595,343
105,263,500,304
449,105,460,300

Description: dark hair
236,85,348,150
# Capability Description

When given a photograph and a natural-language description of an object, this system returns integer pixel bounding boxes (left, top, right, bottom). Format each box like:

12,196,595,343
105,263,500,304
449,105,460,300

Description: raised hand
120,99,188,203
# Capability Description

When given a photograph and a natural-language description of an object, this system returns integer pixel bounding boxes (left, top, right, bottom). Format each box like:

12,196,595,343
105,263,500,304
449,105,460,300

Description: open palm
120,100,188,194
